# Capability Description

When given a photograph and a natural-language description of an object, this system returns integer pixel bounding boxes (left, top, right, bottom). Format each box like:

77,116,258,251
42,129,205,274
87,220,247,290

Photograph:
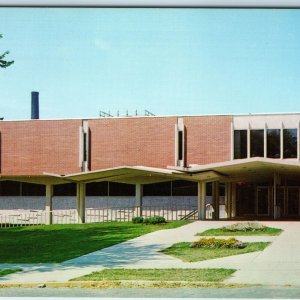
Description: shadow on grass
0,221,188,264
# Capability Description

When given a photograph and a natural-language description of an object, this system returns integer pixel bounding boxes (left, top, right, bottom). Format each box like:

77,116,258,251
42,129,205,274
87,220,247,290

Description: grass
0,221,188,263
71,268,236,282
198,227,283,236
161,242,270,262
0,269,22,277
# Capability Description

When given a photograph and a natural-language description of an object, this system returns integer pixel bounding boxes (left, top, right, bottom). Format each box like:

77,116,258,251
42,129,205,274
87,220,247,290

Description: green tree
0,34,14,68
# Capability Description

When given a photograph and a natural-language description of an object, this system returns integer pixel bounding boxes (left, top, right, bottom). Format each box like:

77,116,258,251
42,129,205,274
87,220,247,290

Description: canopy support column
212,181,220,220
198,182,206,220
135,183,143,217
76,182,86,223
45,184,53,225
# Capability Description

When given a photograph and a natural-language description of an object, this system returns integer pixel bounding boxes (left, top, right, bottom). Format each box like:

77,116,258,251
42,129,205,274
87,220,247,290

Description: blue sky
0,8,300,120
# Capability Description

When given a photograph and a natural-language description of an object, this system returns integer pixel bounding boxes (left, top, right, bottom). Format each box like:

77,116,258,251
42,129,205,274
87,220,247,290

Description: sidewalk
0,221,295,285
225,221,300,286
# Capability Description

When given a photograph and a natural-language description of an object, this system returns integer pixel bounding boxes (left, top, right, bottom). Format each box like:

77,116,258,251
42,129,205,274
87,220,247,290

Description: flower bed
191,237,246,249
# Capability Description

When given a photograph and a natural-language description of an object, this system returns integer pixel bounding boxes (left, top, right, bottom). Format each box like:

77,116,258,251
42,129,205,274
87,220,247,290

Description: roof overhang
173,158,300,182
3,158,300,185
44,165,226,184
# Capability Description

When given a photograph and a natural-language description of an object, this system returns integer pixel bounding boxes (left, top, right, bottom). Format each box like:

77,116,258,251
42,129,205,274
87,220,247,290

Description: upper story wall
233,114,300,160
183,116,232,165
0,115,234,175
89,117,176,170
89,115,232,169
0,120,82,175
233,114,300,129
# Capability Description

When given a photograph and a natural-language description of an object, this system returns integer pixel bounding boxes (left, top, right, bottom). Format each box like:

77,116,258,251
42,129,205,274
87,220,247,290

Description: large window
178,131,183,161
250,130,264,157
109,182,135,196
172,180,197,196
0,181,21,196
234,130,247,159
237,183,255,215
22,183,45,196
267,129,280,159
284,129,297,159
86,182,108,196
54,183,76,196
143,182,171,196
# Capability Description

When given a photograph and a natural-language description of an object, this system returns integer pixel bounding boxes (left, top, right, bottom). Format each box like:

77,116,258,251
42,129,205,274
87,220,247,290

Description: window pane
109,182,135,196
237,183,255,215
234,130,247,159
54,183,76,196
86,182,108,196
172,180,197,196
22,183,45,196
143,182,171,196
267,129,280,158
284,129,297,159
0,181,21,196
250,130,264,157
178,131,183,160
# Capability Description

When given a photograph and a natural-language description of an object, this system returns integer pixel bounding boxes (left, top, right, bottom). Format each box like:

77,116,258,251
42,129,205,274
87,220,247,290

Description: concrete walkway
225,221,300,286
0,221,297,285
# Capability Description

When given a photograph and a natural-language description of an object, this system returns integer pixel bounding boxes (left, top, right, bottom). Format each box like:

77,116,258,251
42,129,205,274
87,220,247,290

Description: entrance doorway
257,186,270,216
286,187,300,217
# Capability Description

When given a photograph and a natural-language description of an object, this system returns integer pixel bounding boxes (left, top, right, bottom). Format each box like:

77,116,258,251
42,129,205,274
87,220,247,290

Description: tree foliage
0,34,14,68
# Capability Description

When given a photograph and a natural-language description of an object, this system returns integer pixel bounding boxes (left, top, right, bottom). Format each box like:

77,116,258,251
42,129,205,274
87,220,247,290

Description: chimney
31,91,39,119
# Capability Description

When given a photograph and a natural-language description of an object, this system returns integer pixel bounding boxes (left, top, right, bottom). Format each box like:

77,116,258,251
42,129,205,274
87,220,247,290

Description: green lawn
0,269,22,277
198,227,282,236
0,221,188,264
161,242,270,262
71,268,236,282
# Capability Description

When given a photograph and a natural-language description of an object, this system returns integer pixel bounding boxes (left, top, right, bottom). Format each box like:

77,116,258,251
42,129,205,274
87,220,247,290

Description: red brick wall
183,116,232,165
89,117,177,170
0,120,82,175
0,116,232,176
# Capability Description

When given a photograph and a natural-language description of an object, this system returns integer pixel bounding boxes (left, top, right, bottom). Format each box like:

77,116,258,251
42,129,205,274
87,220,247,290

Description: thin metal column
273,173,277,220
298,121,300,161
264,123,267,158
225,182,231,219
280,122,284,160
231,121,234,160
247,123,251,159
231,183,236,218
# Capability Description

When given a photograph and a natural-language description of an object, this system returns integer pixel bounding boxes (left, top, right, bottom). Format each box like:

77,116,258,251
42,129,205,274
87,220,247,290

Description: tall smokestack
31,91,39,119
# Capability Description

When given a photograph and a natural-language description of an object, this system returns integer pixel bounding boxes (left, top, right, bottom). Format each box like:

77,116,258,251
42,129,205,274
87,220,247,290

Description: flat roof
3,112,300,122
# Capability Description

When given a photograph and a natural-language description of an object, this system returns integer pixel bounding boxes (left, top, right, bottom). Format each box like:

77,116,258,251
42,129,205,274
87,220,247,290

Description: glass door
286,187,300,217
257,187,270,216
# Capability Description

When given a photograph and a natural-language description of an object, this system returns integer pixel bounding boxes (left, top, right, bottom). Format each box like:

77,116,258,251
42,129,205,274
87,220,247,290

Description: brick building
1,112,300,224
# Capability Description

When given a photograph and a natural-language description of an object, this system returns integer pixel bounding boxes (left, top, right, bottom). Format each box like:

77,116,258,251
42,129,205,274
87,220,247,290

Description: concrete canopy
44,165,229,185
3,158,300,185
44,166,188,185
183,157,300,182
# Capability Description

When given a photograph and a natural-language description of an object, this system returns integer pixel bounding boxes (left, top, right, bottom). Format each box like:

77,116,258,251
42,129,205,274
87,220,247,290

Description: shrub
132,216,166,224
132,217,144,224
143,216,166,225
222,222,266,232
191,237,246,249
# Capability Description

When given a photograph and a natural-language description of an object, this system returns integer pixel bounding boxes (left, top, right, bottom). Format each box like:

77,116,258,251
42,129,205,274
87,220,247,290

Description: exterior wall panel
183,116,232,165
0,120,81,175
89,117,176,169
